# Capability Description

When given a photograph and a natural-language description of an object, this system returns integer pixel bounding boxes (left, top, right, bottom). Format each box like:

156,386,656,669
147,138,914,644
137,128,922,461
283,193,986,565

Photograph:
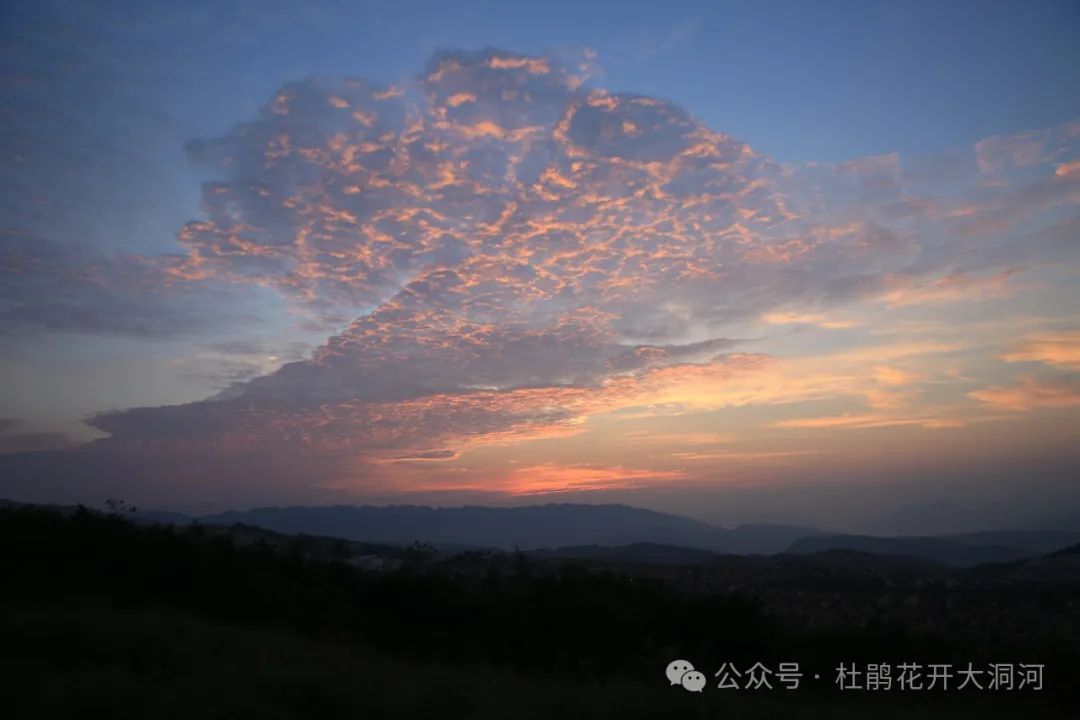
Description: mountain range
196,503,826,555
7,498,1080,565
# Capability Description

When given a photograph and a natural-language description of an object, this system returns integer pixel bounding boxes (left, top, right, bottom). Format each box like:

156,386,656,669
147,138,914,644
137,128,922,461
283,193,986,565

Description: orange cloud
487,55,551,74
969,375,1080,411
873,365,920,386
1001,330,1080,370
1056,159,1080,178
669,449,822,461
498,463,683,495
445,92,476,107
771,414,964,430
880,269,1023,307
761,312,859,329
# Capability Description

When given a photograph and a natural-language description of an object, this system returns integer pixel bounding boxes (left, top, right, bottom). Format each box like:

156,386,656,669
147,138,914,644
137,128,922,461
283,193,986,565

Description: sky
1,0,1079,532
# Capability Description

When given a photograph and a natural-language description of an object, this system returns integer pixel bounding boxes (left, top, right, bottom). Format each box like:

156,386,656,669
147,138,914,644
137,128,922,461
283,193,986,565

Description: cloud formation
1001,331,1080,370
0,229,241,337
970,375,1080,412
2,48,1078,507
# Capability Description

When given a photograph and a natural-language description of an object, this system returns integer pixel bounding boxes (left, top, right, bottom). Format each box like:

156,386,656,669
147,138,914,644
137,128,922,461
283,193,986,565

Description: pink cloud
969,375,1080,411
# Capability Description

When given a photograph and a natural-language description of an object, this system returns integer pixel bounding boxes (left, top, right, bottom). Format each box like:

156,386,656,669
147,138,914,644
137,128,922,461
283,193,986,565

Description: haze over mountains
8,498,1079,566
128,502,1079,566
197,503,826,555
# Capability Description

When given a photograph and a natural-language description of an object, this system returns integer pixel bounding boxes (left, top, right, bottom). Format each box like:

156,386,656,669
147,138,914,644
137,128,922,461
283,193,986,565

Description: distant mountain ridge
6,498,1080,564
198,503,825,555
783,533,1080,568
942,531,1080,554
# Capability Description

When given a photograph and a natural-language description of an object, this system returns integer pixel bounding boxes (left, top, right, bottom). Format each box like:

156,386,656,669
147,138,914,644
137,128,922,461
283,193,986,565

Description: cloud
388,449,459,462
85,352,775,462
669,449,822,462
164,47,947,342
761,311,859,329
969,375,1080,412
492,463,684,495
879,268,1024,308
0,229,246,337
873,365,920,386
2,48,1078,506
0,432,76,454
169,339,312,389
771,414,964,430
0,418,77,453
975,122,1080,176
837,153,903,204
1000,330,1080,370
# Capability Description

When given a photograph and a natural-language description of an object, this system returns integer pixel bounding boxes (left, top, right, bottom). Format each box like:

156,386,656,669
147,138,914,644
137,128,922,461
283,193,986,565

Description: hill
785,534,1033,567
3,502,1079,718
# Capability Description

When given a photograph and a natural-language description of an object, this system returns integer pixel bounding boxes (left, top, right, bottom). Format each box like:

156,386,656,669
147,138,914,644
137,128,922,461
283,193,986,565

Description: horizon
3,495,1078,539
2,1,1080,536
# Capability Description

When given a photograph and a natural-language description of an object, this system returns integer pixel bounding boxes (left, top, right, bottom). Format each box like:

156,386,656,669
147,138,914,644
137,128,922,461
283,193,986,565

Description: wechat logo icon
666,659,706,692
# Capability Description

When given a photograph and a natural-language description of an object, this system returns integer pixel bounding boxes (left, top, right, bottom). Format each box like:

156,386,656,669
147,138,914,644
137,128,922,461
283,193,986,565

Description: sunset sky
2,1,1079,532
